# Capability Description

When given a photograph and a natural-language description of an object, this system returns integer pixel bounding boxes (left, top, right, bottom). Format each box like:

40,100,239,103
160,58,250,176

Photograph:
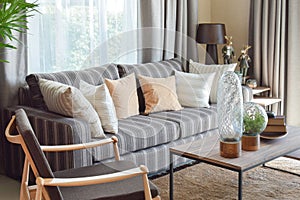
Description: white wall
198,0,250,64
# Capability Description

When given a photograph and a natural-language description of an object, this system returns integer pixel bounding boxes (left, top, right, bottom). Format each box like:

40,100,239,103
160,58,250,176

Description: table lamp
196,23,226,64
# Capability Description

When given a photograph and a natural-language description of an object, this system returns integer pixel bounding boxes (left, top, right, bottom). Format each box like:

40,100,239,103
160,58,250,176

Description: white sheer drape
27,0,137,73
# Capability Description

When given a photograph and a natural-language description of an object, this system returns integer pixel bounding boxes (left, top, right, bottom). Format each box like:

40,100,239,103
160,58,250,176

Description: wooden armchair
5,108,160,200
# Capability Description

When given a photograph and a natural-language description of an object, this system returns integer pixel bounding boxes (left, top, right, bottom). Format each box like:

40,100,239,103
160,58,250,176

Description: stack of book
263,115,286,133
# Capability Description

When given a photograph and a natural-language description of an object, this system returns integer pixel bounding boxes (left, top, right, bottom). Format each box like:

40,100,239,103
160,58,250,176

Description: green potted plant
242,102,268,151
0,0,38,62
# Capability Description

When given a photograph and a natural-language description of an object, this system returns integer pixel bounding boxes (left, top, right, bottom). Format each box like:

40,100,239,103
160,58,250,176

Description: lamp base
242,135,260,151
220,141,241,158
205,44,218,64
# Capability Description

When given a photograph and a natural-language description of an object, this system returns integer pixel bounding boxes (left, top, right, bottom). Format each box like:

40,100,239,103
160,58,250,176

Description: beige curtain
249,0,300,126
286,0,300,126
137,0,198,70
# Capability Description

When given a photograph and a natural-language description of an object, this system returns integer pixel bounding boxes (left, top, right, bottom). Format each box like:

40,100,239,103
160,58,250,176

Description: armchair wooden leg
140,165,152,200
20,158,30,200
35,177,44,200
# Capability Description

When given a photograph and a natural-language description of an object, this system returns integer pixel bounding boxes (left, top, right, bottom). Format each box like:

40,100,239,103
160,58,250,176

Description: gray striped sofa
1,58,252,180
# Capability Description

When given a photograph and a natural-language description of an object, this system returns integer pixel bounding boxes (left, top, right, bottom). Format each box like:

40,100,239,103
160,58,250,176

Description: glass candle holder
217,71,243,158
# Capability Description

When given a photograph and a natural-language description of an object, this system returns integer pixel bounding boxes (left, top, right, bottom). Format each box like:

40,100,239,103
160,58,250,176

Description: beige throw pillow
175,71,215,108
105,73,139,119
79,81,118,134
39,79,105,138
189,60,237,103
138,75,182,114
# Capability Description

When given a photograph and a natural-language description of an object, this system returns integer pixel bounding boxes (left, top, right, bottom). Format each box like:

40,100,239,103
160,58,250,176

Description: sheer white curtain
27,0,137,73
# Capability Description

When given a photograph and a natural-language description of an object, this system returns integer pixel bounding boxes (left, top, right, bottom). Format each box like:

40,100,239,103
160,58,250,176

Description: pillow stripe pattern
175,71,215,108
189,60,236,103
117,58,183,78
39,79,105,138
26,64,119,111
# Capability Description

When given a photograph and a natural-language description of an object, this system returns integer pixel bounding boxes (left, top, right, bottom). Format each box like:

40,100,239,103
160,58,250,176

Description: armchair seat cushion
54,160,159,200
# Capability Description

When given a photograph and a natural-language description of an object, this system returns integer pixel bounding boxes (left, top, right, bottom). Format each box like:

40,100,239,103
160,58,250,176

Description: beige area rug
151,157,300,200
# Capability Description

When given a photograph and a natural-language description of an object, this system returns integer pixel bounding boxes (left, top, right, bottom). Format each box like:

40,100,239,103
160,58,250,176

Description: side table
251,86,281,111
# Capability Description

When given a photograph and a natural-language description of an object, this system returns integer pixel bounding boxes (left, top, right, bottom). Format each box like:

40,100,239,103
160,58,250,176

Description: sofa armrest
1,106,93,180
242,86,253,102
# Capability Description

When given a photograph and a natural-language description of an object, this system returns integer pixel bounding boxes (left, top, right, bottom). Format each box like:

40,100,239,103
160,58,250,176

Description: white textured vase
217,71,243,158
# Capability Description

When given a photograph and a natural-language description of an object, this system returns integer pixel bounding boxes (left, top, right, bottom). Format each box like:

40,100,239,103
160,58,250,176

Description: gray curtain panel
249,0,300,126
137,0,199,71
0,32,27,109
0,32,27,174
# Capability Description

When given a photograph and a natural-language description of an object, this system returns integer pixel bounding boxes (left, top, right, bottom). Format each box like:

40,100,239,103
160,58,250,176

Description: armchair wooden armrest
40,137,117,152
37,165,148,187
40,136,120,161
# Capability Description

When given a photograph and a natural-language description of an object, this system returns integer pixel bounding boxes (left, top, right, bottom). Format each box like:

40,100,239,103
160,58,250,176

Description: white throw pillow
189,60,237,103
39,79,105,138
79,80,118,134
175,71,215,108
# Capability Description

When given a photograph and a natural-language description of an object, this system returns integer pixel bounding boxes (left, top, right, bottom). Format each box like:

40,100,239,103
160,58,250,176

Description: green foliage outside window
39,4,124,72
0,0,38,62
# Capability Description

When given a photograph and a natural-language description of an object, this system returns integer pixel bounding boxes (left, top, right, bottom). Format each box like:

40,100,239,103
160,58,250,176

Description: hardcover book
267,115,286,126
263,125,287,133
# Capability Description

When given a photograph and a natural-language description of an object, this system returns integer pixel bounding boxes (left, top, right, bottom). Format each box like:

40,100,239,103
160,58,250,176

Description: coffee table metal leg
169,152,174,200
238,171,243,200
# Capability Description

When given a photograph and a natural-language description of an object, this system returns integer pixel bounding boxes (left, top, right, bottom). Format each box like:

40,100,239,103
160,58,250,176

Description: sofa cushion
138,75,182,114
175,71,215,108
149,105,218,138
91,115,180,161
79,80,118,134
189,60,236,103
105,73,139,119
117,58,183,78
39,79,105,138
26,64,119,111
117,58,183,113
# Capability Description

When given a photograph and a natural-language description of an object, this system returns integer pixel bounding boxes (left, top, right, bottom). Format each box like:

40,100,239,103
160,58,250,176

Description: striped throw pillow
175,71,215,108
189,60,237,103
39,79,105,138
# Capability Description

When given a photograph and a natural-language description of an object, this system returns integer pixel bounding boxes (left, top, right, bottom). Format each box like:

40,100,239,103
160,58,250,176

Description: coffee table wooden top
170,126,300,172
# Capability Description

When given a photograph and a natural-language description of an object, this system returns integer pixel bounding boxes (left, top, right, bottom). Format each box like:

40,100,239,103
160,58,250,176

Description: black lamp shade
196,23,226,64
196,23,226,44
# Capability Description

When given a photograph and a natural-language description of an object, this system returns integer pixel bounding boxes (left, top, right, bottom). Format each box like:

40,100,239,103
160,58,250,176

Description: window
27,0,137,73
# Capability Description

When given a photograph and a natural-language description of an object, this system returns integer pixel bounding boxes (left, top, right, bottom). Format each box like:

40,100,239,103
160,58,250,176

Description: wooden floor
0,175,20,200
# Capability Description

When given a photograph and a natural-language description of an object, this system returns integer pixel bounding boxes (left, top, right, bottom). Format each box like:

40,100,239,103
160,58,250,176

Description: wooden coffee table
169,126,300,200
